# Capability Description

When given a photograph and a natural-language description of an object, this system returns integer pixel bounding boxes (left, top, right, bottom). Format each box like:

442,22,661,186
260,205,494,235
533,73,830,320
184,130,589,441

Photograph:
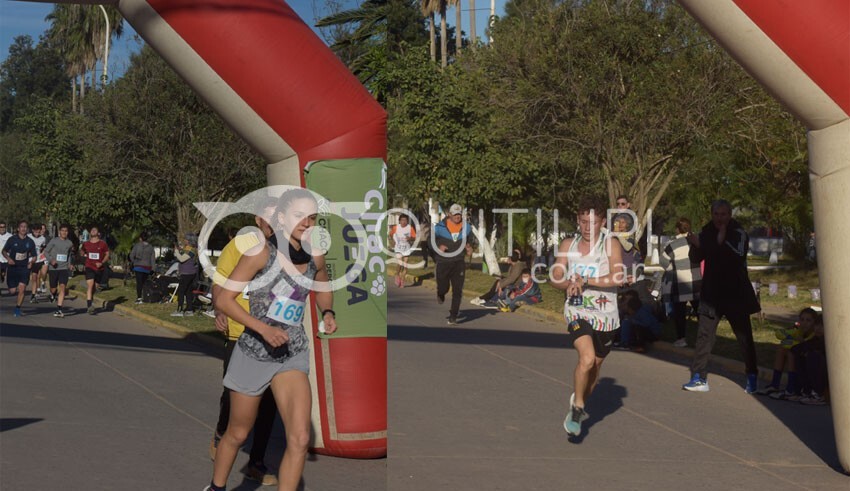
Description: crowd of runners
1,221,112,318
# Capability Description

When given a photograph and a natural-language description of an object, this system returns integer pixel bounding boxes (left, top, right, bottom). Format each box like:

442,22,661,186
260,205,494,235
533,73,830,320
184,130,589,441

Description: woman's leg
176,274,192,310
270,370,312,491
211,391,262,487
135,271,149,299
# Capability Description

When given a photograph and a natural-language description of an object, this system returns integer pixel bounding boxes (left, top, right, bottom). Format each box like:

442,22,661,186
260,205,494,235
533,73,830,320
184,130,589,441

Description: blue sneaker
563,393,588,436
13,307,21,317
682,374,709,392
745,373,758,394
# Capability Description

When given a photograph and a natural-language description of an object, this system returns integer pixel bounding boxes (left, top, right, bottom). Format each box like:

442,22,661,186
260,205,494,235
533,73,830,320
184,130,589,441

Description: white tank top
392,224,413,252
563,232,620,332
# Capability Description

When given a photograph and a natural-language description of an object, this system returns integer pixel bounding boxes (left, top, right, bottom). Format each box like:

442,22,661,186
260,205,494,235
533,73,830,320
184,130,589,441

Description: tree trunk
429,13,436,63
71,77,77,114
79,71,85,115
440,3,448,68
469,0,476,47
455,0,462,53
90,64,96,93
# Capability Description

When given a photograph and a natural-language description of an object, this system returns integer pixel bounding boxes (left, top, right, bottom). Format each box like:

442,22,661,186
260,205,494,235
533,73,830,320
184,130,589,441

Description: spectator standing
129,232,157,304
660,218,702,348
682,200,761,393
172,233,199,317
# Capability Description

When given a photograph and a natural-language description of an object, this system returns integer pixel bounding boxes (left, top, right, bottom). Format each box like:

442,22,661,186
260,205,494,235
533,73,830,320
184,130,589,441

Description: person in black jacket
432,204,476,325
682,200,761,393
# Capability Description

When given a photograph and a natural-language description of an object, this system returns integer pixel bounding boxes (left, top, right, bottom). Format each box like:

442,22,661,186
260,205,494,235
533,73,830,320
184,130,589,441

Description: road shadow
0,320,224,358
750,393,844,473
568,377,627,444
0,418,44,432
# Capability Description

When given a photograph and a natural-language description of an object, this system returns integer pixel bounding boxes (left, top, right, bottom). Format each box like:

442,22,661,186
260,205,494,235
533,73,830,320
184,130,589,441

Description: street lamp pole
99,5,110,86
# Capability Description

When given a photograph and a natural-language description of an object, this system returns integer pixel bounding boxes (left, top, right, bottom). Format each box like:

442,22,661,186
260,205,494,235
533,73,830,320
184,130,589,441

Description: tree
0,35,67,131
482,0,748,237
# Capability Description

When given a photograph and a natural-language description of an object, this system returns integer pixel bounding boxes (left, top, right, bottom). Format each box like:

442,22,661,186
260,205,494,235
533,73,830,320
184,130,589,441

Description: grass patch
69,276,221,336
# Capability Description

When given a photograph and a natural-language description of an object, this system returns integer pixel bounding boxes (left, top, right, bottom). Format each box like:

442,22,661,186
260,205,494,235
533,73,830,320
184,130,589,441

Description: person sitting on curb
498,268,542,312
756,307,816,398
471,248,525,307
615,292,661,353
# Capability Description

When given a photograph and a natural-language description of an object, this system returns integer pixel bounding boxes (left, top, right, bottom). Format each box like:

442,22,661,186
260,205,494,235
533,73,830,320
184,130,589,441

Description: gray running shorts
223,345,309,396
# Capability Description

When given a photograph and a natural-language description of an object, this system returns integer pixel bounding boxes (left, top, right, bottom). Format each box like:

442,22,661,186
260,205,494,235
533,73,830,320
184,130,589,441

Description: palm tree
316,0,389,84
440,0,448,67
421,0,440,63
469,0,476,46
451,0,461,53
46,5,88,112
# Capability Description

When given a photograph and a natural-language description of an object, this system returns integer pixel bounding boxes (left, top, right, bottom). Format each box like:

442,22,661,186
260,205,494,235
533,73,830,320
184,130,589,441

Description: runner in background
390,213,416,288
2,221,36,317
28,223,47,303
80,226,110,315
43,225,74,317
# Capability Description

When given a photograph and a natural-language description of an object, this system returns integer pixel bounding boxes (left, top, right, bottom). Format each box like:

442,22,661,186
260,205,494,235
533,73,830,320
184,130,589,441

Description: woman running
390,213,416,287
207,188,337,491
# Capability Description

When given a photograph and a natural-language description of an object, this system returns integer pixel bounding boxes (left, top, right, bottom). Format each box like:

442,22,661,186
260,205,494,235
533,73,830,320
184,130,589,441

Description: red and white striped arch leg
112,0,388,458
678,0,850,473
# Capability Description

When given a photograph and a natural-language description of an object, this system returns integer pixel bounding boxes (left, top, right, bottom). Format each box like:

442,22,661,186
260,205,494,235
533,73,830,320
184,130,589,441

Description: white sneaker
469,298,484,306
672,338,687,348
170,311,184,317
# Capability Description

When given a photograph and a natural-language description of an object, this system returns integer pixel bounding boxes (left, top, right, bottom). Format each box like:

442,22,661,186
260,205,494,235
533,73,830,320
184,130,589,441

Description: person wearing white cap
432,203,475,325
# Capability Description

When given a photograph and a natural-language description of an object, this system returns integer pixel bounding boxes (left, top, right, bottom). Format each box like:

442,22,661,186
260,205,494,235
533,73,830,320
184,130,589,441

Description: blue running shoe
682,374,709,392
13,307,21,317
745,373,758,394
564,393,588,436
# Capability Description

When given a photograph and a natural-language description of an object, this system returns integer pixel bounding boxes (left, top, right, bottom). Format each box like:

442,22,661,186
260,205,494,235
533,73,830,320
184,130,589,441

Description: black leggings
135,271,150,299
176,274,196,310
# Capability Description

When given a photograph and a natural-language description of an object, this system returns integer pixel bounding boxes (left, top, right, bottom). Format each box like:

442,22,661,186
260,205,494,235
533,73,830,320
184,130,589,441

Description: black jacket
690,219,760,316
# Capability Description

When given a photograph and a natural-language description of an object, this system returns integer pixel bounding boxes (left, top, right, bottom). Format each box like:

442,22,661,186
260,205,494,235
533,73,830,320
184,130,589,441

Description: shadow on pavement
389,323,570,349
750,394,843,473
0,418,44,432
0,321,224,358
568,378,627,444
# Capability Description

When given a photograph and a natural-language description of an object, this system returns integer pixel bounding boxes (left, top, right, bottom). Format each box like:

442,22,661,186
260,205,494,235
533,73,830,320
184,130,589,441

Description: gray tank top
237,243,316,362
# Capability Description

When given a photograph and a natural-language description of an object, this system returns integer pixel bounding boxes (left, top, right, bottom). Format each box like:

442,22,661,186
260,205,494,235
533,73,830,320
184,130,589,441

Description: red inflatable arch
44,0,388,458
678,0,850,473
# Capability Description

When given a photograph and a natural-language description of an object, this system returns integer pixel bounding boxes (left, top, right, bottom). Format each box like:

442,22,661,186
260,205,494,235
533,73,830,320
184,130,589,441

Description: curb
405,272,776,383
89,292,225,353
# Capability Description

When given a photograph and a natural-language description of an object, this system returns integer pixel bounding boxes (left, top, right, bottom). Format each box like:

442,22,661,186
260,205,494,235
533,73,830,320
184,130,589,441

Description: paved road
0,294,384,490
388,284,847,490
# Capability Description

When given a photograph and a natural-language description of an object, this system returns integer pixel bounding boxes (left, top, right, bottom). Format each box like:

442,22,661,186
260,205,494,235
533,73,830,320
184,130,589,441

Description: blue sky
1,0,506,79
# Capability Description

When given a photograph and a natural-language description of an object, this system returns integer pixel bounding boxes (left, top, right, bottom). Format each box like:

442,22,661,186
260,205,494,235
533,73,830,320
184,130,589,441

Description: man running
208,205,280,486
0,222,11,290
433,203,475,325
551,198,625,437
2,221,37,317
80,226,110,315
44,224,74,317
28,223,47,303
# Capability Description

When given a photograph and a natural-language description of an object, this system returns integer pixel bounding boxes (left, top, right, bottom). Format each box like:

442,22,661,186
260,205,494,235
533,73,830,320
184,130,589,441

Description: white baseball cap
449,204,463,216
